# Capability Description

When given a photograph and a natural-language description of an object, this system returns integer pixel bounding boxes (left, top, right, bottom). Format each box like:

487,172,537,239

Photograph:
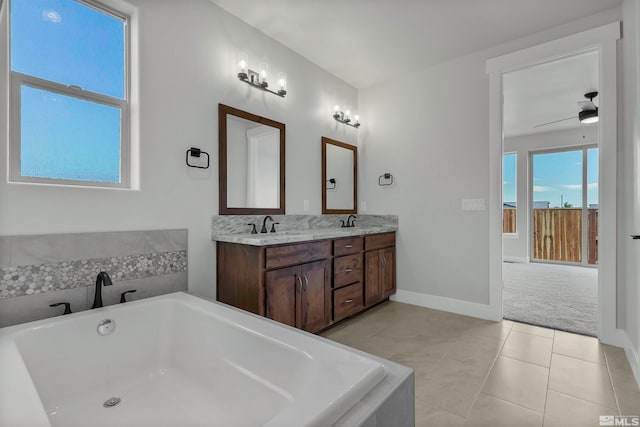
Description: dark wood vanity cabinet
216,232,395,333
332,236,365,322
365,233,396,306
265,260,331,333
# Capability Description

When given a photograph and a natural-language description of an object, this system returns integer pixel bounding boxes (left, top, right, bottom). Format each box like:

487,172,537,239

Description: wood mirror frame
218,104,286,215
322,136,357,214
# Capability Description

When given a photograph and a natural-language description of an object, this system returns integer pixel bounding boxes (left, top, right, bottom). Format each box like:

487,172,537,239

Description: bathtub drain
103,397,121,408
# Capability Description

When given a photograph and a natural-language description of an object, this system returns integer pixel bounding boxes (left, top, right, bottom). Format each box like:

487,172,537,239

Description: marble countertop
212,226,398,246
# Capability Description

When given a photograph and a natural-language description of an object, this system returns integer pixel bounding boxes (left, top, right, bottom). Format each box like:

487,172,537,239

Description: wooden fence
503,208,598,265
503,208,516,233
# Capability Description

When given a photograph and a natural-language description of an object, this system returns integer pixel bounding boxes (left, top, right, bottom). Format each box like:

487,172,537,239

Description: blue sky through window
11,0,125,184
11,0,125,98
503,153,516,204
533,149,599,208
21,86,121,182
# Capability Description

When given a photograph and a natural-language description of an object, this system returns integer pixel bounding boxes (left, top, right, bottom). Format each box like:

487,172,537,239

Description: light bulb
258,62,269,85
345,110,351,117
335,105,340,112
237,53,248,76
354,115,360,122
277,72,287,91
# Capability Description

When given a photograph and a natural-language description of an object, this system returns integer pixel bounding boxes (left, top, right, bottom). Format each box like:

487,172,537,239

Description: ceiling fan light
579,108,599,124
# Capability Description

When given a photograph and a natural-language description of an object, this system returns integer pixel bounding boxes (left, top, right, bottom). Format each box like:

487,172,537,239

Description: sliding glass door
530,145,598,265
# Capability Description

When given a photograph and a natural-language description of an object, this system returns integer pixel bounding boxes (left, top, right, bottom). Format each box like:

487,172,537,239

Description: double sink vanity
214,104,397,334
214,222,396,333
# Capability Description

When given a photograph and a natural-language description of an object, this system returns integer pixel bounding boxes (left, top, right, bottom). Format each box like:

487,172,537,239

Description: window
9,0,129,187
503,153,516,233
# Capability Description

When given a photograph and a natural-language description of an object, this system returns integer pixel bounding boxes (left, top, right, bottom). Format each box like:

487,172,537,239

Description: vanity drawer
333,253,363,288
365,233,395,251
265,240,332,269
333,237,364,257
333,282,364,322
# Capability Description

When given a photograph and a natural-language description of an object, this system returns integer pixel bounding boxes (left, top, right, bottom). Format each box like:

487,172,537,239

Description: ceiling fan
534,91,599,129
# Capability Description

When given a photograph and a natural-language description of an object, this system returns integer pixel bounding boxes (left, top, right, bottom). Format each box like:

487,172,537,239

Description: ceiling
211,0,620,89
503,51,599,137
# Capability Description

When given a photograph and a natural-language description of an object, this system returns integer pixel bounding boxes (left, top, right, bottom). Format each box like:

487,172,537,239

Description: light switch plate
303,200,310,212
360,201,367,212
462,198,485,211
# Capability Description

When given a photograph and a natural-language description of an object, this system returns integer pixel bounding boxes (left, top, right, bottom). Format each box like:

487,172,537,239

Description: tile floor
321,301,640,427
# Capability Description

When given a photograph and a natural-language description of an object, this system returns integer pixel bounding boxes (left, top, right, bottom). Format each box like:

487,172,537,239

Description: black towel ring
186,147,210,169
378,173,393,186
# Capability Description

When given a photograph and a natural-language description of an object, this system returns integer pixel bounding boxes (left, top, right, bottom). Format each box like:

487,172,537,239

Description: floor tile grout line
476,391,545,416
542,334,555,423
546,388,619,413
546,382,618,411
499,353,552,370
551,350,607,367
462,322,514,419
602,350,623,415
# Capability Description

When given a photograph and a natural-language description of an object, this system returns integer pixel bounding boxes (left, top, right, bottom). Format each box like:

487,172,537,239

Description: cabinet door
381,247,396,298
365,250,382,306
266,265,302,328
300,260,331,333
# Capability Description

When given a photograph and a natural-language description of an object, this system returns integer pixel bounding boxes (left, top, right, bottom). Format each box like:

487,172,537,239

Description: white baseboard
503,256,529,263
621,332,640,389
391,290,499,321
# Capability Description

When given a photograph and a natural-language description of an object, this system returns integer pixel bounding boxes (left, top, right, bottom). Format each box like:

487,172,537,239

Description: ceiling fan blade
578,100,596,110
533,116,578,128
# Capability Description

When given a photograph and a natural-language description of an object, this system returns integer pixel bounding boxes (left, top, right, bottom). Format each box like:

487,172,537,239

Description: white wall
358,8,622,314
502,127,599,261
621,0,640,376
0,0,359,298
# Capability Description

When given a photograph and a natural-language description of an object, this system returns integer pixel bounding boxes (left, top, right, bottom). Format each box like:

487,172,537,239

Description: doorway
487,22,621,344
503,144,600,336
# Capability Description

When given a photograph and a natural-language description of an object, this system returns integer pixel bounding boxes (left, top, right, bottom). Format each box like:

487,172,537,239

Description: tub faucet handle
50,302,72,315
120,290,137,303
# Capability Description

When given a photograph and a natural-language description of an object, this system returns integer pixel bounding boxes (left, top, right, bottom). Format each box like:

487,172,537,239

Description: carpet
502,262,598,337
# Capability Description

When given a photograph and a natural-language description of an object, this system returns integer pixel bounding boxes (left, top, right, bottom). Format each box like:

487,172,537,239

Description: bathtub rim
0,291,399,427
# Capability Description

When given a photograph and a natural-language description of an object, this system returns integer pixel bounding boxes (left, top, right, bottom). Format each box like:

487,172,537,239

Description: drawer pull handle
296,276,303,293
345,244,353,248
345,299,353,303
345,268,353,272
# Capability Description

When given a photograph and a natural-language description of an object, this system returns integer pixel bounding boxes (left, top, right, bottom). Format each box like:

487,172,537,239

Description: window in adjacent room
9,0,130,187
503,153,517,233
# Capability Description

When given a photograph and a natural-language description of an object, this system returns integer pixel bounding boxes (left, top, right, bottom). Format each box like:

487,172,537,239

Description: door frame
487,22,622,345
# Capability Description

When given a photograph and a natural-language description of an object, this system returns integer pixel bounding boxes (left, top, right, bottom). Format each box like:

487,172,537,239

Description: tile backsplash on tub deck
0,229,188,327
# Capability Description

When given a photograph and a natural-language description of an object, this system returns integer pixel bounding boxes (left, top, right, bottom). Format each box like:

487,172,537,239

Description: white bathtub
0,292,385,427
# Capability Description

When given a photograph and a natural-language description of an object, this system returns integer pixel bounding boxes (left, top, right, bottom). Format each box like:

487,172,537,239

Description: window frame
502,152,517,235
8,0,131,189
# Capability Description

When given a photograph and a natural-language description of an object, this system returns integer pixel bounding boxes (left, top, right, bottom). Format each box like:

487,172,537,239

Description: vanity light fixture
333,105,360,128
237,53,287,97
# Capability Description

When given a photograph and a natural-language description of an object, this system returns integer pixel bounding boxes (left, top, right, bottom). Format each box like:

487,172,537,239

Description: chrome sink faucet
92,271,113,309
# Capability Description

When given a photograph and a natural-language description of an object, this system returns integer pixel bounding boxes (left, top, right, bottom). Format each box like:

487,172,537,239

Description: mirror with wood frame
322,137,357,214
218,104,285,215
